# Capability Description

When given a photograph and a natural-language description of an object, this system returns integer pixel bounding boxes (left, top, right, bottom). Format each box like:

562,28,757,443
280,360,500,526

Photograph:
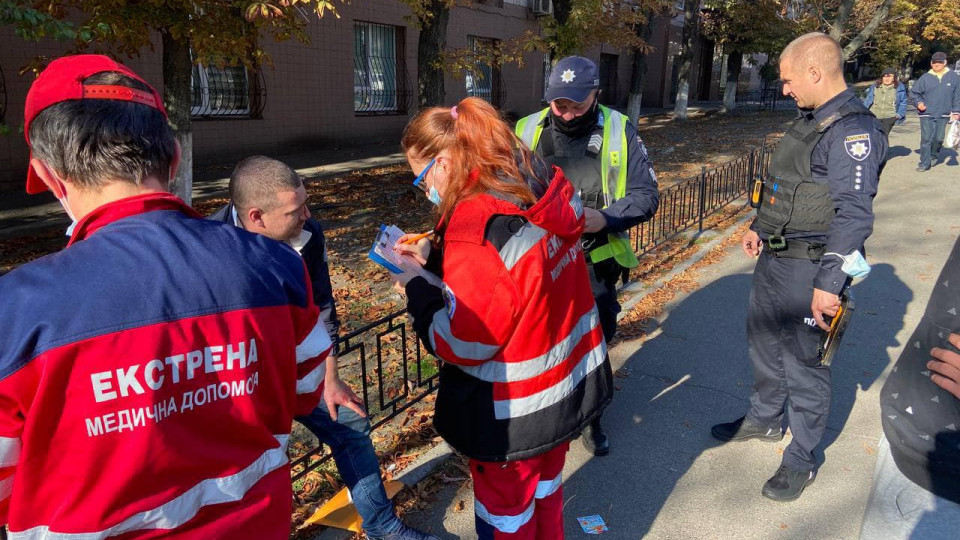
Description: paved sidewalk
399,116,959,538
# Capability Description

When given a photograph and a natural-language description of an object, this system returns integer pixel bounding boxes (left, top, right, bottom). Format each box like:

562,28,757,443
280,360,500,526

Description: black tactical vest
756,102,871,238
540,124,605,211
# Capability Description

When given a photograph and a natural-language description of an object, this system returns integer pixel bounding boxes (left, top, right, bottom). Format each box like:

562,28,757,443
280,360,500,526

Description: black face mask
551,99,599,137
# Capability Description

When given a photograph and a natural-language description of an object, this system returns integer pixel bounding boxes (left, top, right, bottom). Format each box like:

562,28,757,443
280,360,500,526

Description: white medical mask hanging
826,250,872,279
57,194,78,237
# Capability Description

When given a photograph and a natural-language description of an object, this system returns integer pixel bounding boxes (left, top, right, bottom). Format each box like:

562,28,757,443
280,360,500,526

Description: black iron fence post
697,165,707,233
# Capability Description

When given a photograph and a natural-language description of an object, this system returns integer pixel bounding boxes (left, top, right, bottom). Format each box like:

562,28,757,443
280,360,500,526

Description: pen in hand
400,229,434,245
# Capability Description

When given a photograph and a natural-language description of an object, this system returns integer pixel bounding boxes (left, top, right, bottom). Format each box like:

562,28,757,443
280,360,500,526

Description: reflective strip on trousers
9,435,291,540
0,436,21,467
474,499,535,534
535,473,562,499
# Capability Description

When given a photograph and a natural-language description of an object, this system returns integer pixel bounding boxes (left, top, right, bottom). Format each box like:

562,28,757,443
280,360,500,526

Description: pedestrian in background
391,97,612,539
910,51,960,172
862,67,907,136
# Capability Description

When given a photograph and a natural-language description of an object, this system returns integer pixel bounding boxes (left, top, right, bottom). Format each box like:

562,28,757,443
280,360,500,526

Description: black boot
762,465,815,501
581,418,610,456
711,416,783,442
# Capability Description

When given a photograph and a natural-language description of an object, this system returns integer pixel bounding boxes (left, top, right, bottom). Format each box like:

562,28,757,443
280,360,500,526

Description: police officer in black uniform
516,56,659,456
711,33,886,501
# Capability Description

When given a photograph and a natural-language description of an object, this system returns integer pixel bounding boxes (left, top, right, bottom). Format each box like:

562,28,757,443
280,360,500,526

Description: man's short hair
229,156,302,212
781,32,844,78
27,71,175,190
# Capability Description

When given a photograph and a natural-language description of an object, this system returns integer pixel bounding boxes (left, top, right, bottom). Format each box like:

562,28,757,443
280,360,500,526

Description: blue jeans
919,116,948,168
296,401,402,537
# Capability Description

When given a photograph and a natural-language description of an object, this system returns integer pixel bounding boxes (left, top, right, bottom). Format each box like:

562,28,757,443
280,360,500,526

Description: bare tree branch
842,0,895,60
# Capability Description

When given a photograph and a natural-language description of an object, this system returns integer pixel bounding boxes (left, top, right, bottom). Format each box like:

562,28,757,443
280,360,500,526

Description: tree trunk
829,0,854,41
161,30,193,204
673,0,700,120
841,0,895,60
417,1,449,108
722,50,742,113
627,11,656,123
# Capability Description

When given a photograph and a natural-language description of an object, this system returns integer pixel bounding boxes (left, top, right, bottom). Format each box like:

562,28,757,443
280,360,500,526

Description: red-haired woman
389,97,612,539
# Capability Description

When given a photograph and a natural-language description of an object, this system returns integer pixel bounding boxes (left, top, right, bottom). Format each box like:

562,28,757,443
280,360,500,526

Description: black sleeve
599,122,660,233
405,276,445,355
303,221,341,353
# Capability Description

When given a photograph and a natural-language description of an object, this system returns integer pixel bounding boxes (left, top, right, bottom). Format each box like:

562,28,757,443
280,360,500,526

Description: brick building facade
0,0,756,193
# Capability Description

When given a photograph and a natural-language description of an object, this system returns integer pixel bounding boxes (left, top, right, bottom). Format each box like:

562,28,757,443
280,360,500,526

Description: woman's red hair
401,97,543,219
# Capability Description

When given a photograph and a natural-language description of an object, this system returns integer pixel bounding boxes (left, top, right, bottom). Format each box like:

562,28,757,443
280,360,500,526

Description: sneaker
917,165,930,172
581,418,610,456
710,416,783,442
762,465,815,501
368,524,441,540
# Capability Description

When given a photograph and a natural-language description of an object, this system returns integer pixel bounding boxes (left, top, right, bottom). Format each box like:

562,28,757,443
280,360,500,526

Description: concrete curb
308,202,752,539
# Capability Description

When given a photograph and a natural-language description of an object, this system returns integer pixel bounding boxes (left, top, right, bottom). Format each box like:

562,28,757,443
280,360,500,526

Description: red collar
67,192,201,247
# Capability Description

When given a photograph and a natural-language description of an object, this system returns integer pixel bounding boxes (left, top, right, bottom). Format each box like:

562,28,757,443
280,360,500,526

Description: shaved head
778,32,848,109
781,32,844,79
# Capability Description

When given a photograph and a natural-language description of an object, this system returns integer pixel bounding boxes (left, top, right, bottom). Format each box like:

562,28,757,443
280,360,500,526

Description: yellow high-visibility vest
515,105,639,268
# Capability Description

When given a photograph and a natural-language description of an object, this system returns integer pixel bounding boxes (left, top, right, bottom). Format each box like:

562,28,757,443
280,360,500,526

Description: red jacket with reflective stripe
0,194,330,539
407,166,613,461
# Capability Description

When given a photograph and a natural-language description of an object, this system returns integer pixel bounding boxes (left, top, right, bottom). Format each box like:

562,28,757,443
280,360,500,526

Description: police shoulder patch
844,133,871,161
442,283,457,319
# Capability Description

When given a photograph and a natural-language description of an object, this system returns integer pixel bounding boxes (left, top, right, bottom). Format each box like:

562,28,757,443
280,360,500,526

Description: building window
355,22,409,115
465,36,505,109
191,63,265,119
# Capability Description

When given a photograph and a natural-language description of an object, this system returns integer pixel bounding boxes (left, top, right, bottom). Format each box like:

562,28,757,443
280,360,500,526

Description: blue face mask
827,250,872,279
428,185,442,205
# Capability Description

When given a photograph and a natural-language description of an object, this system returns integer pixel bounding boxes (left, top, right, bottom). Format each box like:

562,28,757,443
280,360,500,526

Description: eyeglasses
412,158,436,193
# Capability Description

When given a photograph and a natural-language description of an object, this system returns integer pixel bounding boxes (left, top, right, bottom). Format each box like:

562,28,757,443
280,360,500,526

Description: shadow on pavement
818,264,910,459
559,262,910,537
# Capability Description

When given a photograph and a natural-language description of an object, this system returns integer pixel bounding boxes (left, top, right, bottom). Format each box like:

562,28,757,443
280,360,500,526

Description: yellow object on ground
302,480,406,532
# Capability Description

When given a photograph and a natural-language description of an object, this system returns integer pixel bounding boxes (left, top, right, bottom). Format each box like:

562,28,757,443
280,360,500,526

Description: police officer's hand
323,372,367,420
394,234,431,265
930,333,960,400
952,112,960,123
811,288,841,331
917,102,926,113
741,229,761,257
583,208,608,233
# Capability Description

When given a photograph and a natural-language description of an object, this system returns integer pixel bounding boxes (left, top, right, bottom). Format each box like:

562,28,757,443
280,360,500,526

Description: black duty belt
767,238,825,262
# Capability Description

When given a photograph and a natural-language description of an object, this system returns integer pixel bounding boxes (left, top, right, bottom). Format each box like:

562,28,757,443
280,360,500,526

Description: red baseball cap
23,54,167,194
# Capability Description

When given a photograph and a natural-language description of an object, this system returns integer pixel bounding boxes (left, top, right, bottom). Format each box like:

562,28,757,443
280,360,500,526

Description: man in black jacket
210,156,436,540
860,237,960,539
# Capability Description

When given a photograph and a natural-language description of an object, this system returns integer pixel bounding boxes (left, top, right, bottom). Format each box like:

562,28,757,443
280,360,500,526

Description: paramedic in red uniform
390,97,613,539
0,55,332,538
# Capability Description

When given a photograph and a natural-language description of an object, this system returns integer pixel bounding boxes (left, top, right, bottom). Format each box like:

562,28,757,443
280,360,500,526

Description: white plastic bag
945,120,960,150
